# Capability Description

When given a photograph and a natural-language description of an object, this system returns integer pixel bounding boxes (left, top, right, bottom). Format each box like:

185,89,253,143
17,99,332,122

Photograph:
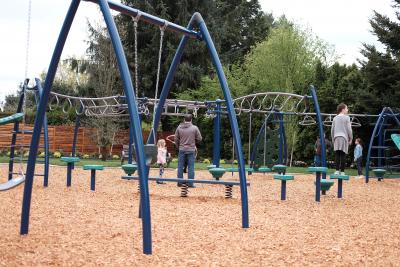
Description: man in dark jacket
174,114,202,187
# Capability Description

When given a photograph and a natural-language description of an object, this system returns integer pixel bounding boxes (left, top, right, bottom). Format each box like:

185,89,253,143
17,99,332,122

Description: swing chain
132,11,141,99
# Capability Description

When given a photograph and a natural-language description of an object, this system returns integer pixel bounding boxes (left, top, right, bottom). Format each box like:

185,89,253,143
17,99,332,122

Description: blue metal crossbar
122,176,250,186
84,0,200,39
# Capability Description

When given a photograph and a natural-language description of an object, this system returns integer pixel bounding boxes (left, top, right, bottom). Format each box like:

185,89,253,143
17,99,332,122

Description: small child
331,103,353,175
354,138,363,178
156,139,167,184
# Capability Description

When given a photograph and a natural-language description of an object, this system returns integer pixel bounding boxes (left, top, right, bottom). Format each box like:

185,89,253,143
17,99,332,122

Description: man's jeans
177,150,195,186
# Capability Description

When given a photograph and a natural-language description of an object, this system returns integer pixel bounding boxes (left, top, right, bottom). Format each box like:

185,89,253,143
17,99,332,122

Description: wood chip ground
0,165,399,266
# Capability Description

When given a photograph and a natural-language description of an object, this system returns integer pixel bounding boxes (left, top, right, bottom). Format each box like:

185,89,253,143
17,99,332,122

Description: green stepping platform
272,164,287,173
308,166,328,173
122,164,137,175
391,134,400,151
207,165,217,170
317,179,334,193
330,174,350,180
209,167,226,179
372,169,386,179
257,167,272,173
273,174,294,180
83,165,104,171
0,113,24,126
226,167,254,172
60,157,80,163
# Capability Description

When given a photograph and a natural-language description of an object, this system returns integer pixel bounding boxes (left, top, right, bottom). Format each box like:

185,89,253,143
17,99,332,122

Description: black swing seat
0,113,24,126
0,176,25,191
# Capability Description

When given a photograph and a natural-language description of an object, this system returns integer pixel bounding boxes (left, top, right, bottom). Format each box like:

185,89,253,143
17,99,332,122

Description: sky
0,0,396,104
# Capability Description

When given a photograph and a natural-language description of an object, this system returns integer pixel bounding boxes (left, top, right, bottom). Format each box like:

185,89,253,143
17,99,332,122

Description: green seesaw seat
0,113,26,191
273,174,294,200
0,113,24,125
308,166,334,199
60,157,80,187
83,165,104,191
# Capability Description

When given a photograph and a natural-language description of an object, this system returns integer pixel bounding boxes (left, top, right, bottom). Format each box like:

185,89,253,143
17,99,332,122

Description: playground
1,166,400,265
1,0,400,265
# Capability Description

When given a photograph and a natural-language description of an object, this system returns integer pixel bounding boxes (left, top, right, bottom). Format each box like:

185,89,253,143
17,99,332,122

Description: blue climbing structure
20,0,249,255
365,107,400,182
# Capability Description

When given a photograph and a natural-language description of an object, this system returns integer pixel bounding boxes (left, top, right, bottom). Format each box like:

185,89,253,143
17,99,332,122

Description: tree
83,23,124,160
359,0,400,114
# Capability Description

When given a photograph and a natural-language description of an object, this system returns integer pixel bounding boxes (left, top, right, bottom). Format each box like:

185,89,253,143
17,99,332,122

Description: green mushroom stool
209,167,226,180
122,163,138,176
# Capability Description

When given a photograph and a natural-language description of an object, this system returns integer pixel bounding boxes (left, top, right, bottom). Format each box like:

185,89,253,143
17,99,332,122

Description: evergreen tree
359,0,400,114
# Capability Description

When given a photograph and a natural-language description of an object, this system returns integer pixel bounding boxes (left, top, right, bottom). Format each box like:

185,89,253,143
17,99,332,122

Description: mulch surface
0,165,399,266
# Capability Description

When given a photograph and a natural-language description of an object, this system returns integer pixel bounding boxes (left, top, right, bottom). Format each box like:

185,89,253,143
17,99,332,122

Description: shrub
203,158,211,164
82,154,90,159
6,151,11,157
233,160,238,164
99,154,103,159
53,151,62,158
23,151,29,157
38,152,46,158
112,154,120,160
219,159,226,165
172,158,178,163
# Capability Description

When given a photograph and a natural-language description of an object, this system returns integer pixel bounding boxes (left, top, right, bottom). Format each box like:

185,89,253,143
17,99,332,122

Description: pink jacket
157,147,167,164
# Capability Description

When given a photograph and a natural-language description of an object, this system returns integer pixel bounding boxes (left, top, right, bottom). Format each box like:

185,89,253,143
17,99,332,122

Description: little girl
156,139,167,184
331,103,353,175
354,138,363,178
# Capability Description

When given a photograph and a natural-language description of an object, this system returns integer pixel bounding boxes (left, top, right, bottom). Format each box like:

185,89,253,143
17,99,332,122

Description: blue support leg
20,0,82,236
98,0,152,254
310,86,326,195
281,180,286,200
67,163,73,187
315,174,321,202
338,179,343,198
198,14,249,228
90,169,96,191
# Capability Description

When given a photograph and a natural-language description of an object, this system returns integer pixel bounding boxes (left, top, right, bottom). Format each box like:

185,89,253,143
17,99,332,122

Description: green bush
6,151,11,157
112,154,120,160
24,151,29,157
172,158,178,163
219,159,226,164
233,160,238,164
53,151,62,158
82,154,90,159
203,158,211,164
38,152,46,158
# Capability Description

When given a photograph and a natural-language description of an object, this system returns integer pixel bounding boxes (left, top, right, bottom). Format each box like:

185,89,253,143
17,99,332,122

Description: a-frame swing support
20,0,249,255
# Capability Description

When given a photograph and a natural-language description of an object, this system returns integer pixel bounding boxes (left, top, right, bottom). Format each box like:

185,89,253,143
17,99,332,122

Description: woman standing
331,103,353,175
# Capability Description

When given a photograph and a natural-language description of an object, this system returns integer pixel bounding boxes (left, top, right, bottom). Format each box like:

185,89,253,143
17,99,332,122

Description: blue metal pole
281,180,286,200
365,108,386,183
197,13,249,228
337,179,343,198
35,79,50,186
20,0,82,235
66,163,73,187
128,126,133,164
213,100,222,167
378,117,384,167
98,0,152,254
281,113,288,166
84,0,200,39
310,85,325,202
278,113,284,165
90,170,96,191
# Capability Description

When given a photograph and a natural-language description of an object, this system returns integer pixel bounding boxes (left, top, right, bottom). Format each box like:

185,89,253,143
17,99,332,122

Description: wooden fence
0,124,175,156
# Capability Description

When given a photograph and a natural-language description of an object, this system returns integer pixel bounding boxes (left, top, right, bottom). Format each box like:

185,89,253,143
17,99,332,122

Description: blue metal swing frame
19,0,249,255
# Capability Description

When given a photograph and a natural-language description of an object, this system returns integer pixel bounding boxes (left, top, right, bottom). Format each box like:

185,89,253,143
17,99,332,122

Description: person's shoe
334,171,340,175
156,181,165,184
340,172,346,176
